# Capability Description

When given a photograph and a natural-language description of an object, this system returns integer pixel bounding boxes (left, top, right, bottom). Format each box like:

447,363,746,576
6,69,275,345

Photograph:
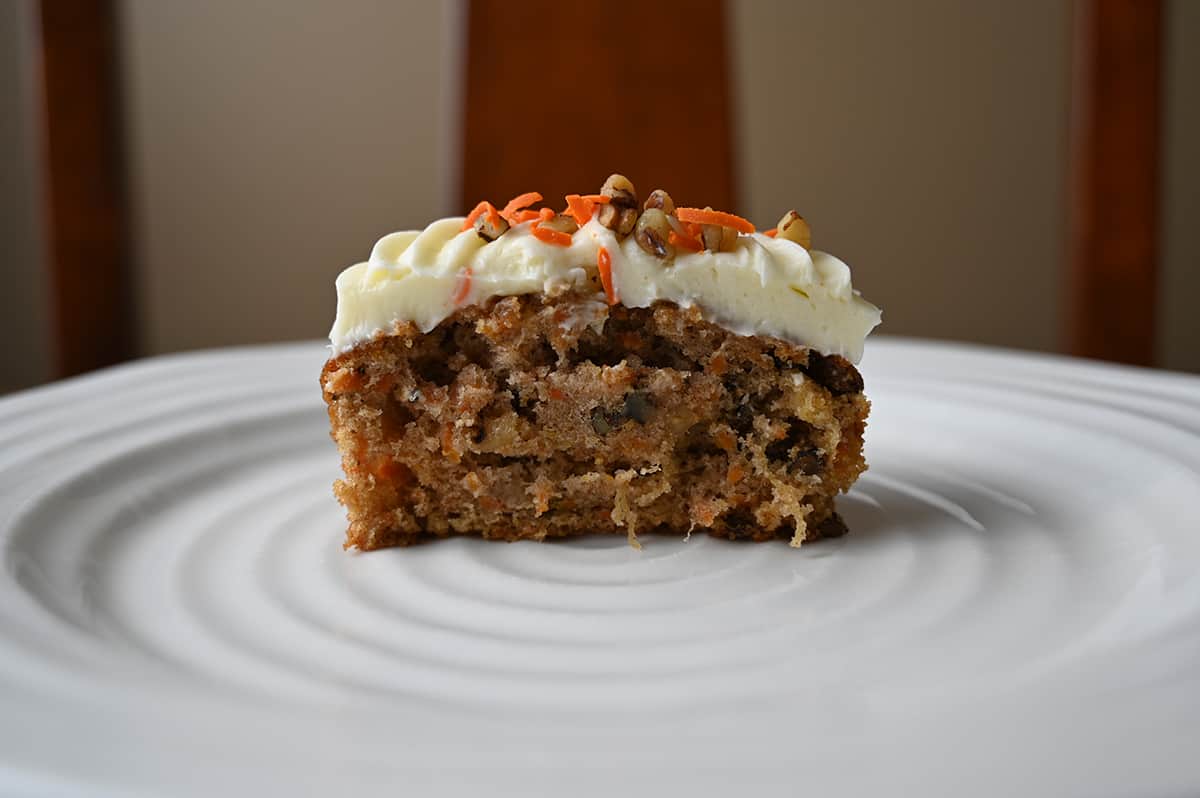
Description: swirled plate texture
2,339,1199,797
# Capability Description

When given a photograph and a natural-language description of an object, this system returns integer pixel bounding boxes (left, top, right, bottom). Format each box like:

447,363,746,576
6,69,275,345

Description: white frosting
329,217,882,362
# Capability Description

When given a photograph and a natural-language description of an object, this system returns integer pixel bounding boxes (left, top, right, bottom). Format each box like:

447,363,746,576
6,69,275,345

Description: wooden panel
38,0,135,377
1066,0,1161,365
461,0,735,215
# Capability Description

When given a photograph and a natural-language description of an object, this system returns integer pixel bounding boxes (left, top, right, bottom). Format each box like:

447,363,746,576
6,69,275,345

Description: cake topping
565,193,608,227
597,246,617,305
775,209,813,249
676,206,756,234
463,201,508,241
634,208,673,259
668,222,704,253
330,174,882,362
500,191,543,223
597,173,640,237
643,188,676,214
530,213,575,246
600,173,638,209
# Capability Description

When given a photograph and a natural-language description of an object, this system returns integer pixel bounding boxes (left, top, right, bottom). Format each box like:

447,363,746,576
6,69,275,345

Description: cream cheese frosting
329,216,881,363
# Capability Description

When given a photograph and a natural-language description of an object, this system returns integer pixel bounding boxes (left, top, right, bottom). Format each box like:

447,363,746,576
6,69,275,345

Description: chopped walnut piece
597,203,638,237
700,223,739,253
538,213,579,235
635,208,674,258
473,211,509,242
776,210,812,249
600,173,638,209
643,189,676,215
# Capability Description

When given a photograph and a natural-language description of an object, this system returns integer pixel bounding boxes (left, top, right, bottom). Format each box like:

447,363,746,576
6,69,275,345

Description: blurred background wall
1,0,1196,393
0,0,51,393
1161,0,1200,373
119,0,456,356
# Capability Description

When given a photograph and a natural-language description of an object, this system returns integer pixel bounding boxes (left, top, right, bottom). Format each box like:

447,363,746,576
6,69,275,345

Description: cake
321,175,881,550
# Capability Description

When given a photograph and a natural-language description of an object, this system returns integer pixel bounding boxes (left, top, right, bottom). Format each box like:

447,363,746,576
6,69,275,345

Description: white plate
2,338,1199,797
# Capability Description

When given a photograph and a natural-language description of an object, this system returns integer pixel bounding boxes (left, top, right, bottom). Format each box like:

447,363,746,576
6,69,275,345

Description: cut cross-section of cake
321,175,882,550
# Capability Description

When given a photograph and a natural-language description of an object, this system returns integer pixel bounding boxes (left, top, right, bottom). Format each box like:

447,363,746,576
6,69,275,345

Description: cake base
320,293,869,550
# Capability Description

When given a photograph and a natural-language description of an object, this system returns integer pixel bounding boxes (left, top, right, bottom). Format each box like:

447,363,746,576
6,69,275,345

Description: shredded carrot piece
500,191,543,221
713,429,737,452
538,207,556,221
547,387,566,401
461,200,495,231
486,205,505,230
530,224,572,247
726,463,746,485
597,246,617,304
510,209,542,223
451,267,472,306
669,230,703,253
563,193,613,224
676,207,756,234
564,194,595,226
372,458,410,483
764,228,778,237
440,425,459,462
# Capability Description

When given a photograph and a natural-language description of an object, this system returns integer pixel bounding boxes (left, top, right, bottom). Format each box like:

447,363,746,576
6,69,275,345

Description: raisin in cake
321,175,881,550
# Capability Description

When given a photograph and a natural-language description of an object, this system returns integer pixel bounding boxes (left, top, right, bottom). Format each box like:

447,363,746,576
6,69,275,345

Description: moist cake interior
322,292,869,550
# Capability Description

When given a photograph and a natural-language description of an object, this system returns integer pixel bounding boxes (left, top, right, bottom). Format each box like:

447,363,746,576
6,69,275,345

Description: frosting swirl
330,217,881,362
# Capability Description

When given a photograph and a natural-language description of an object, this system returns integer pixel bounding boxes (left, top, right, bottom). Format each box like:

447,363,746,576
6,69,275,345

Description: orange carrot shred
500,191,543,221
581,194,610,204
461,200,494,231
764,228,778,237
451,266,472,306
676,207,756,234
564,194,595,226
441,425,459,462
510,209,542,223
530,224,572,247
597,246,617,305
669,230,703,253
485,205,504,230
538,207,556,221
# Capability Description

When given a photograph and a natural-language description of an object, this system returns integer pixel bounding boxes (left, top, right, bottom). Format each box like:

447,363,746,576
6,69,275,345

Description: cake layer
321,293,869,550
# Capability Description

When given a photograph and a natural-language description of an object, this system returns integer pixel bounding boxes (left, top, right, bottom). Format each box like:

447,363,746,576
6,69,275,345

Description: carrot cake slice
321,175,881,550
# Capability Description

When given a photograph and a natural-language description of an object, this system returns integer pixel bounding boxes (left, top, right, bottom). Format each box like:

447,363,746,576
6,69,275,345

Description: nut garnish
643,189,675,215
538,213,579,235
776,210,811,249
700,222,739,253
635,208,674,259
597,202,638,237
473,211,510,242
600,173,638,209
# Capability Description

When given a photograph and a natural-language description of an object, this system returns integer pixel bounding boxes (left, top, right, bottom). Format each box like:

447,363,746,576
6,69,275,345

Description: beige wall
1160,0,1200,372
732,0,1069,354
0,0,50,393
118,0,456,355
